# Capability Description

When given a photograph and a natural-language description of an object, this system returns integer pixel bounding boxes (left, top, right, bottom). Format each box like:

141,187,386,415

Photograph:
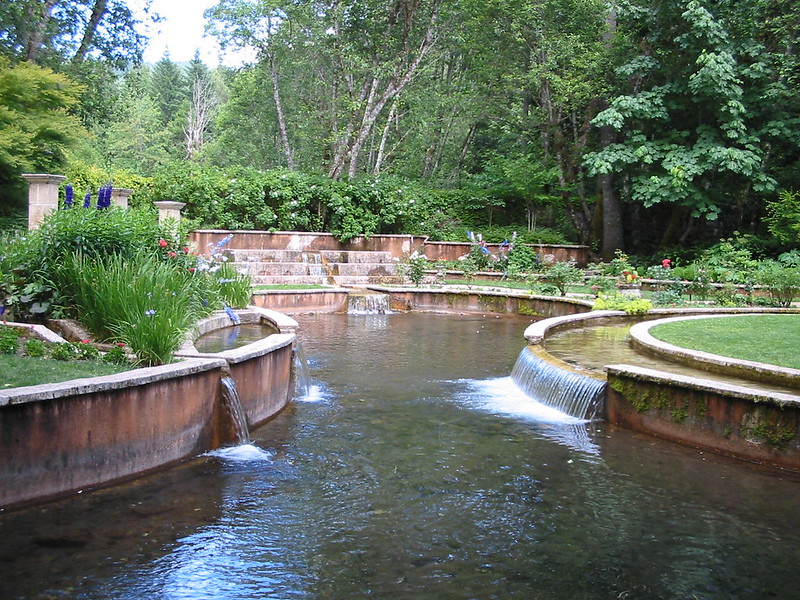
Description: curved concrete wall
0,309,297,510
526,308,800,471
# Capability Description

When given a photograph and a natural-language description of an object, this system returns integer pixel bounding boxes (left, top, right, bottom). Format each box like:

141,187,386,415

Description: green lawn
0,355,131,390
649,314,800,369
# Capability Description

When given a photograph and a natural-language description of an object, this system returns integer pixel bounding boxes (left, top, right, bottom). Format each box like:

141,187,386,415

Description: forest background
0,0,798,261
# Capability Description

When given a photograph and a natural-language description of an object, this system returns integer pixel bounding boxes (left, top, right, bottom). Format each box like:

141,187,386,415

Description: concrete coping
177,333,295,365
629,314,800,388
523,306,800,347
0,357,227,407
1,321,69,344
606,364,800,407
368,284,596,305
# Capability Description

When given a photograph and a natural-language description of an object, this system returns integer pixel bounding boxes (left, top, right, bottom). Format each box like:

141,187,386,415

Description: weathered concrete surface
251,289,350,314
371,286,592,318
0,358,228,509
606,364,800,471
0,309,298,510
189,229,425,256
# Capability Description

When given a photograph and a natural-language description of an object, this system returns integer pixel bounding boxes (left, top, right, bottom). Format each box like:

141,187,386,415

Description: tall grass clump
54,251,213,366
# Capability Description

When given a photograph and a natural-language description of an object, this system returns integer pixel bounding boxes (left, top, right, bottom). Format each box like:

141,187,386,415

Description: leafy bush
593,295,653,315
53,251,211,365
0,204,168,320
505,245,539,278
755,260,800,307
543,261,584,296
23,337,47,357
0,327,20,354
50,342,79,361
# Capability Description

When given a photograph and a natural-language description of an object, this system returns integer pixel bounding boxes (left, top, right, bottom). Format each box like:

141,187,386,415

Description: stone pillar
111,187,134,209
22,173,66,229
153,200,186,224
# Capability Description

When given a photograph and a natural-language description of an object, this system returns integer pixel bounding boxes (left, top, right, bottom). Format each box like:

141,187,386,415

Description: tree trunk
269,52,295,170
72,0,108,63
24,0,59,62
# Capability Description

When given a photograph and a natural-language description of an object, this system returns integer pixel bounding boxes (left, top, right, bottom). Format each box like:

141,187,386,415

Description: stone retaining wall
0,309,297,510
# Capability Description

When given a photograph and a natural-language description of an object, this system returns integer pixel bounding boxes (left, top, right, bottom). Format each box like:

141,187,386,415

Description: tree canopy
0,0,798,256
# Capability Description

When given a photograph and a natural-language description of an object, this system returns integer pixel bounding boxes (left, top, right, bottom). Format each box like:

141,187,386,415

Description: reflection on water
2,313,800,600
193,322,278,353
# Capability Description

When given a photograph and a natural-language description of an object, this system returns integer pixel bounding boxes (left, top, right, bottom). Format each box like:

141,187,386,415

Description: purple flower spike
64,184,73,208
83,192,92,209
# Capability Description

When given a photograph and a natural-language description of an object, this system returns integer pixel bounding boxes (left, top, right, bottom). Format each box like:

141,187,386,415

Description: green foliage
0,59,87,214
593,295,653,315
102,343,130,365
755,260,800,307
543,261,584,296
402,252,429,286
50,342,79,361
765,190,800,244
505,245,540,278
698,235,759,284
53,251,209,366
23,337,46,357
0,326,20,354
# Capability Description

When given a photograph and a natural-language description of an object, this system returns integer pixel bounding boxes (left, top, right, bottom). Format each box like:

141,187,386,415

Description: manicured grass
649,314,800,369
0,355,131,389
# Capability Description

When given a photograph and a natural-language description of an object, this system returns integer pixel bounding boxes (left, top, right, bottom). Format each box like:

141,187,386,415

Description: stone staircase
231,249,402,286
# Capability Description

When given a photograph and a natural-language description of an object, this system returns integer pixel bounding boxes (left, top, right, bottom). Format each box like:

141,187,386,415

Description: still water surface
1,313,799,599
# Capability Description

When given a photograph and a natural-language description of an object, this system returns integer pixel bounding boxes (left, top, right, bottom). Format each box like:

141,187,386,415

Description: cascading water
510,347,606,420
293,341,312,398
220,376,251,445
300,252,328,284
347,292,392,315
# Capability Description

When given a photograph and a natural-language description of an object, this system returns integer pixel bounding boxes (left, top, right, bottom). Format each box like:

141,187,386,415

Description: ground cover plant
0,326,130,389
649,315,800,370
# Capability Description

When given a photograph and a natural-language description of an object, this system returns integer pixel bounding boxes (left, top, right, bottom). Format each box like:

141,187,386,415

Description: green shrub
50,342,79,361
23,337,47,357
53,251,210,366
0,327,20,354
72,340,100,360
593,295,653,315
755,260,800,307
543,261,584,296
102,343,130,365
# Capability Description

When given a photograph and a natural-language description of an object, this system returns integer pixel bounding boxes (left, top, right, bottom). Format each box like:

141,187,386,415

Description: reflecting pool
1,313,799,600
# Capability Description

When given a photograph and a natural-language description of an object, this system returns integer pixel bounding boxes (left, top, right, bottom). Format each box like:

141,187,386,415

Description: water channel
1,313,800,599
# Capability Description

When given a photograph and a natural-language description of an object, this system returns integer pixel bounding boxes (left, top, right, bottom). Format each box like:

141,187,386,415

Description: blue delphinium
64,184,73,208
83,192,92,208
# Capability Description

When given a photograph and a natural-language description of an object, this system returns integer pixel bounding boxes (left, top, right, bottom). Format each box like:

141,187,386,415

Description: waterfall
220,377,251,445
510,348,606,420
300,252,329,284
293,341,312,398
347,292,392,314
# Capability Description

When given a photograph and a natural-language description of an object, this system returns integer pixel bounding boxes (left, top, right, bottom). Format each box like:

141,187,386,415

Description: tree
583,0,793,251
0,59,87,215
0,0,153,69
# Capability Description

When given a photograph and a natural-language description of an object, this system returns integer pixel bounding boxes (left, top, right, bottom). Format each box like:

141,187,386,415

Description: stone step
232,249,395,264
235,261,400,277
252,274,403,286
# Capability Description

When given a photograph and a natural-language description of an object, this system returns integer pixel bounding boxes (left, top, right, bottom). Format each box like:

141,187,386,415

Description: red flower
159,239,169,248
167,251,177,258
183,246,190,253
117,342,125,347
662,258,672,268
188,267,196,273
80,339,90,344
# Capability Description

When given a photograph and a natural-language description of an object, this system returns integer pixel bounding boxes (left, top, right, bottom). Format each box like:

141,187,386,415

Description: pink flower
662,258,671,268
80,339,90,344
159,239,169,248
167,251,177,258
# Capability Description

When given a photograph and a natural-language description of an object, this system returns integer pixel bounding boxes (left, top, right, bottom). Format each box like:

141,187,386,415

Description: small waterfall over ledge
347,291,392,314
510,347,606,420
220,376,251,445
